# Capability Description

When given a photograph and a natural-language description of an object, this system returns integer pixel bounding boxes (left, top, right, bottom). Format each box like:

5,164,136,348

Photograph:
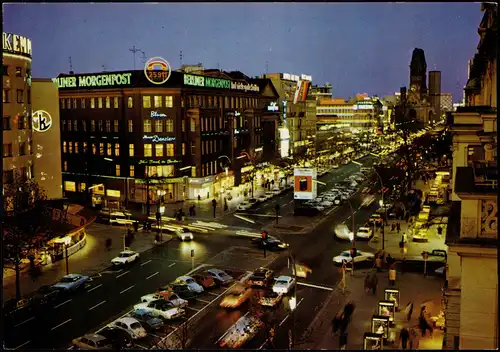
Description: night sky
3,3,482,101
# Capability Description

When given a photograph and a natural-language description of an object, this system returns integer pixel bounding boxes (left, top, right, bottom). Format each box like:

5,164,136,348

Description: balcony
455,166,498,194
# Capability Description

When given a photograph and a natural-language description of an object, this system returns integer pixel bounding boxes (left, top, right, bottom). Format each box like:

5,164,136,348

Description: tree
173,317,192,349
3,177,66,300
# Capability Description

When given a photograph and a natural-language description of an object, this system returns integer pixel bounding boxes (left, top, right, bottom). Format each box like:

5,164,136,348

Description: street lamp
63,236,71,275
217,155,231,215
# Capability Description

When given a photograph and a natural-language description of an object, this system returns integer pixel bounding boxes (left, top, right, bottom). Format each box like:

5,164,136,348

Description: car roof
120,250,136,254
276,275,291,281
63,274,81,279
115,317,138,325
85,334,108,342
207,268,225,274
254,267,269,274
358,227,370,231
177,276,193,281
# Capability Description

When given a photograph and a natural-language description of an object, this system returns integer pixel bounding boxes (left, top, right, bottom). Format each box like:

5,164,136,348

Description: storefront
132,177,187,204
188,176,214,200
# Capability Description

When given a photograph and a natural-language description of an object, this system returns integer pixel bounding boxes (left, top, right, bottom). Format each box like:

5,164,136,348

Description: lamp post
237,152,257,199
63,237,71,275
217,155,231,215
156,189,166,241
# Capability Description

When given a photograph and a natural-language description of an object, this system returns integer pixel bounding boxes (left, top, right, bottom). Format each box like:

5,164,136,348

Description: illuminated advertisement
279,127,290,158
143,135,176,143
384,289,400,309
150,111,167,118
378,300,396,322
2,32,32,58
371,315,390,339
364,332,383,350
293,168,317,200
138,159,180,165
183,73,255,91
32,110,53,132
54,73,132,88
267,102,279,112
293,80,311,104
282,73,299,82
144,57,172,85
301,74,312,81
230,81,259,92
283,100,288,122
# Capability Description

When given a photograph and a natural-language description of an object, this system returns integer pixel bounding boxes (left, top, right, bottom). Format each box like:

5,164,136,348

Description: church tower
409,48,428,96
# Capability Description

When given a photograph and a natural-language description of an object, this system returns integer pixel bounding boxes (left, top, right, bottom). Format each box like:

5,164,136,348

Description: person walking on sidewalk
419,306,433,337
375,255,383,272
399,326,410,350
404,301,414,322
389,267,396,286
386,253,394,269
339,332,348,350
396,222,401,234
364,270,378,295
409,327,418,349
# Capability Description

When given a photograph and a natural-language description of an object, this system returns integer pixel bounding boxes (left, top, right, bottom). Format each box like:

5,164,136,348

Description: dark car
129,309,164,331
246,268,274,287
97,327,133,349
168,284,198,300
250,237,289,251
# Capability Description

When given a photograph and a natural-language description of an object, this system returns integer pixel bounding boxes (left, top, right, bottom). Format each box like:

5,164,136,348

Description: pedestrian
133,221,139,232
391,223,396,232
197,194,201,202
332,313,342,335
400,326,410,350
389,267,396,286
404,301,414,322
375,255,382,272
339,332,348,350
386,253,394,269
364,271,378,295
419,307,433,337
343,301,356,322
192,205,196,217
396,222,401,234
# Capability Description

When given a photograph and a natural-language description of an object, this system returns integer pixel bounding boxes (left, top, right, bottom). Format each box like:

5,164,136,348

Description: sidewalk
2,223,172,302
303,269,445,350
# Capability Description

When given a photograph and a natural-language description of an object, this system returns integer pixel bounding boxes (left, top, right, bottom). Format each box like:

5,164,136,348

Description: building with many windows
2,32,34,196
56,68,279,212
440,93,454,113
444,3,497,350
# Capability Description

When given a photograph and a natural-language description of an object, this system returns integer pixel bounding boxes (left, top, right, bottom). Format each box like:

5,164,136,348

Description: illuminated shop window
143,96,151,108
154,96,162,108
155,144,163,157
79,183,86,192
129,144,134,156
91,98,95,108
98,97,103,108
129,165,135,177
144,144,152,157
166,143,174,157
165,96,173,108
64,181,76,192
105,96,110,108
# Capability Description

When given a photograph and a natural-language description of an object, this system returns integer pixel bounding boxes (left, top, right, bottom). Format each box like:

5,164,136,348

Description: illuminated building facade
2,32,35,196
56,68,279,210
444,3,497,350
440,93,454,112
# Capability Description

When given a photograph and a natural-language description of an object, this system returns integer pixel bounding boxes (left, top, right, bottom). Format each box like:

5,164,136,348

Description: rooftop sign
144,57,172,85
184,73,257,92
2,33,32,58
53,73,132,89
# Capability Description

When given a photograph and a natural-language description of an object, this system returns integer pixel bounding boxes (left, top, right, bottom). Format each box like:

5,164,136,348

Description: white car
176,228,194,241
320,200,334,207
237,201,252,211
272,275,295,294
110,317,147,340
133,300,185,320
356,227,373,239
174,275,204,293
334,224,353,241
140,291,188,308
257,195,268,202
333,250,375,264
111,250,139,265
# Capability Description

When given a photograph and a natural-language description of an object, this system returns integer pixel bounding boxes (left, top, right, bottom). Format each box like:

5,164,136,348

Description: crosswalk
142,217,230,234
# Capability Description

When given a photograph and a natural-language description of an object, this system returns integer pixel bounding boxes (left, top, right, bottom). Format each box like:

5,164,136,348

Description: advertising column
293,167,317,200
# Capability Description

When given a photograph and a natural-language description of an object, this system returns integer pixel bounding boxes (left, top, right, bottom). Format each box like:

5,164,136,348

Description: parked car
368,213,383,226
72,334,113,350
265,191,275,199
109,211,134,226
111,250,139,266
293,264,312,279
259,291,283,307
237,201,252,211
206,269,233,286
192,273,216,289
272,275,295,294
220,285,253,308
97,327,133,349
356,227,373,239
333,250,375,264
128,309,164,331
246,267,274,287
257,195,268,202
133,300,185,320
52,274,90,292
168,284,198,300
140,291,188,308
173,276,204,294
176,228,194,241
110,317,147,340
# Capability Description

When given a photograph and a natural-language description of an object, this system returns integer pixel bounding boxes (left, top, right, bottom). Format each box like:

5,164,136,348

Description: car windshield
276,280,288,285
360,229,369,233
341,251,351,257
185,279,194,284
130,322,142,329
60,276,78,283
252,273,265,278
119,253,131,257
182,228,189,233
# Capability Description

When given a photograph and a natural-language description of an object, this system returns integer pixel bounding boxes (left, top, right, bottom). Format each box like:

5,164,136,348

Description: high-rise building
2,32,35,195
444,3,497,350
310,83,332,100
440,93,454,112
428,70,442,121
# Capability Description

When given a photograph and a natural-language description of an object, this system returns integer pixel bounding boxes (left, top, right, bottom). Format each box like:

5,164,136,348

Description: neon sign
138,159,180,165
144,57,172,85
151,111,167,118
3,33,32,57
267,102,279,112
32,110,53,132
54,73,132,88
143,135,176,143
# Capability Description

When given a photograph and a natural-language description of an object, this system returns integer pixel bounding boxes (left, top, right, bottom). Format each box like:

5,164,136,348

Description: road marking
168,262,176,267
288,200,293,204
258,339,268,350
120,285,135,294
282,203,288,207
53,299,72,309
89,300,106,311
140,259,152,266
146,272,159,280
50,318,72,331
279,315,289,327
87,284,103,293
134,344,149,349
116,269,123,273
297,281,334,291
207,292,220,296
195,298,211,304
116,270,130,278
14,340,30,350
297,297,304,307
186,306,200,312
325,206,338,216
14,316,34,328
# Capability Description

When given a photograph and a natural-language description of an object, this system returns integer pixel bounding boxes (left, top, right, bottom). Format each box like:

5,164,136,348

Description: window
166,119,174,132
79,183,86,192
60,98,65,109
2,89,9,103
155,120,163,133
62,141,67,153
115,165,121,176
467,145,485,164
155,144,164,157
83,142,88,153
166,143,174,156
127,97,133,108
72,98,77,109
114,120,119,132
106,120,111,132
91,120,96,131
147,165,174,177
3,116,11,130
191,141,196,155
144,144,152,157
3,65,8,76
17,115,25,130
181,120,185,132
190,118,196,132
128,120,133,132
107,143,112,155
69,141,74,153
98,97,103,108
165,96,173,108
67,119,72,131
130,165,135,177
98,120,103,132
3,143,13,157
74,141,79,153
114,97,119,108
66,99,71,109
129,144,134,156
73,120,78,131
15,67,22,76
28,139,33,154
144,120,152,133
91,98,95,108
63,161,68,171
81,98,86,108
115,144,120,156
154,96,162,108
99,143,104,155
16,89,24,103
143,96,151,108
105,96,110,108
92,143,97,154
